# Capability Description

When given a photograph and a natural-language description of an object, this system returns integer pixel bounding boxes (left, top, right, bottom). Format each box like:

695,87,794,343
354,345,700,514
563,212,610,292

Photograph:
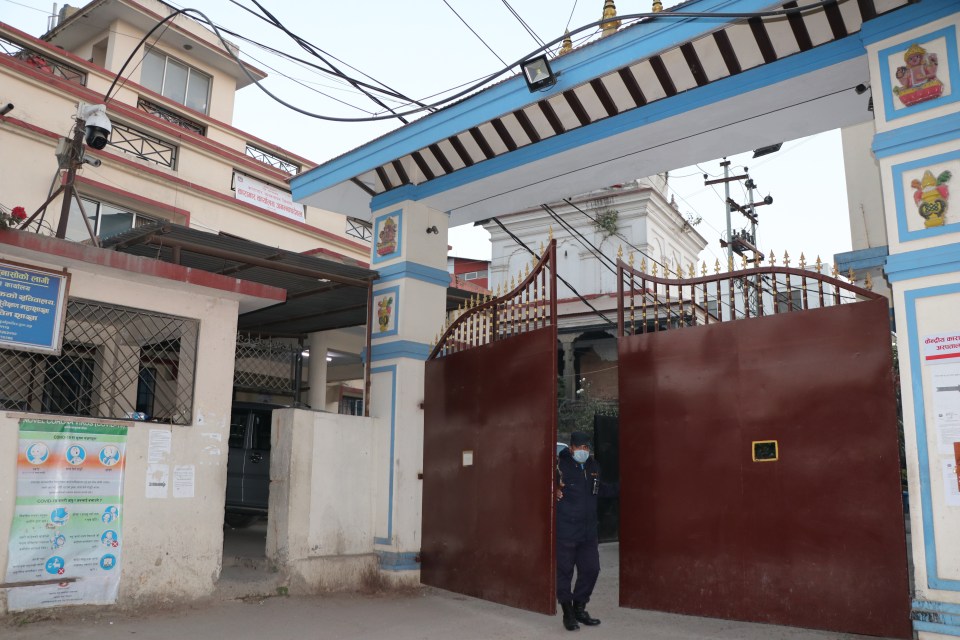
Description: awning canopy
102,223,477,336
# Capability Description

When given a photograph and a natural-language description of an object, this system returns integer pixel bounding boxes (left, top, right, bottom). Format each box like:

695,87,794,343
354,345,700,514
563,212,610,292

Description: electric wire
490,216,617,328
501,0,549,54
565,0,580,31
107,0,849,123
441,0,508,67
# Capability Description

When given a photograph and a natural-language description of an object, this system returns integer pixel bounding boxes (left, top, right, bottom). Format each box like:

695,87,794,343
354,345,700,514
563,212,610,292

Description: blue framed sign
0,260,70,354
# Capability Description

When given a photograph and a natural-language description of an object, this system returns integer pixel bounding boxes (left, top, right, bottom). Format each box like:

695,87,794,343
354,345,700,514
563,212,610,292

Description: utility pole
704,159,748,262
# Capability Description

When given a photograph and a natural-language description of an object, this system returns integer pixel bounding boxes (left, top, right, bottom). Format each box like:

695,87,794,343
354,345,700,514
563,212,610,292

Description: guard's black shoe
560,601,580,631
573,601,601,626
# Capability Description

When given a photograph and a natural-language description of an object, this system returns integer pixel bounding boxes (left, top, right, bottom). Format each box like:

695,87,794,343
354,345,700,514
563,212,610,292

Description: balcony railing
137,98,205,136
245,144,300,176
346,217,372,242
1,34,86,85
109,122,178,169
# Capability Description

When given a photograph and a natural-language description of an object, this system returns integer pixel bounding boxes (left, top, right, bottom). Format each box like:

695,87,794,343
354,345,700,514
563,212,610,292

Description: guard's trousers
556,539,600,603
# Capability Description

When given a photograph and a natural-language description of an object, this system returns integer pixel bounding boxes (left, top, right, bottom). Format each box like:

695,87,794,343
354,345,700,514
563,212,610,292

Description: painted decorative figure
894,43,943,107
912,169,951,227
377,296,394,332
376,217,398,256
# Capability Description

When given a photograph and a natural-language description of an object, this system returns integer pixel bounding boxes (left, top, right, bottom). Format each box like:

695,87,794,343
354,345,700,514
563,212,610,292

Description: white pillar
366,199,449,583
307,332,329,410
863,4,960,636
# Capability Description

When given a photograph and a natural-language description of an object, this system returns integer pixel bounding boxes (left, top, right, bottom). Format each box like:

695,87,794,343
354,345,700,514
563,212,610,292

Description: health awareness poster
4,420,127,610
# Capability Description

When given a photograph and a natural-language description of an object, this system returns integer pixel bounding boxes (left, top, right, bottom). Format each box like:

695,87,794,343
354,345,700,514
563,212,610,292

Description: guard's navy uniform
555,446,617,604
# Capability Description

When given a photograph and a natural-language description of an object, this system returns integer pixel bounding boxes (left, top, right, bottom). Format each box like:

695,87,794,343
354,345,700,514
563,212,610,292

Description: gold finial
831,263,839,279
676,264,683,280
784,251,790,267
652,0,663,11
714,258,721,274
847,268,855,282
510,275,516,289
815,256,823,273
539,241,545,257
652,262,658,277
799,253,806,269
601,0,621,37
701,261,707,277
548,225,554,241
559,29,573,55
769,250,776,266
496,283,502,296
755,252,764,266
740,254,748,270
687,262,695,278
617,245,623,260
865,273,873,290
525,263,531,277
628,251,635,267
639,258,646,273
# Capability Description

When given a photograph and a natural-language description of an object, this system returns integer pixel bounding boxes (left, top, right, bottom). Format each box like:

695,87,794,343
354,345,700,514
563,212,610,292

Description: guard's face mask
572,449,589,464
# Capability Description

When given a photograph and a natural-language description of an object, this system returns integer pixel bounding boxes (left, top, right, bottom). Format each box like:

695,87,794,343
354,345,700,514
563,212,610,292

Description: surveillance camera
82,155,102,168
78,103,112,150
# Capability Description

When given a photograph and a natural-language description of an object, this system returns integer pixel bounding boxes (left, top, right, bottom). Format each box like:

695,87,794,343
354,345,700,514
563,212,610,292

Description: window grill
1,35,86,85
346,217,372,243
245,144,301,176
109,122,178,168
137,98,205,136
234,335,299,394
0,299,198,424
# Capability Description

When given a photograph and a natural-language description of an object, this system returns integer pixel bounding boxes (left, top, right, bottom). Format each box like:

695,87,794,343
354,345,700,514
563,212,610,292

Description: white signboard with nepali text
234,172,305,223
924,331,960,363
0,260,69,355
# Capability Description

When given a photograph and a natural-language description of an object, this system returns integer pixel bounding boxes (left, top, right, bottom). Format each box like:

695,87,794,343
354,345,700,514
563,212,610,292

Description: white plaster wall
0,253,240,612
841,122,889,250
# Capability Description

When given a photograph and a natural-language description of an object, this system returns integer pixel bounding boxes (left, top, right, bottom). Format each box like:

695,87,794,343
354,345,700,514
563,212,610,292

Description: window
245,144,300,176
340,396,363,416
776,289,804,314
110,122,178,168
463,270,488,281
67,197,158,243
136,367,157,416
141,49,211,114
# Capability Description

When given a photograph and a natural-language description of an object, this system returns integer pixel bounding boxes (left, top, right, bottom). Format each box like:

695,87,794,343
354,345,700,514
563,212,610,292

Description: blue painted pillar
366,199,449,582
863,2,960,636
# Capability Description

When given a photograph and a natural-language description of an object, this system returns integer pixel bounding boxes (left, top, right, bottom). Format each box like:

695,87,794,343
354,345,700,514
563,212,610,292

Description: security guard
555,431,618,631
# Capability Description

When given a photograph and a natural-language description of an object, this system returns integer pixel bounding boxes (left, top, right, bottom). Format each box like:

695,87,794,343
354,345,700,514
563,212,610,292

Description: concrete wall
0,247,244,613
266,408,378,592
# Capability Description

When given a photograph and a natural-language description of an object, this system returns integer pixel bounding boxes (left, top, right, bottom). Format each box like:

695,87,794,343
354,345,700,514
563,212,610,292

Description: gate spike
510,275,516,289
639,258,647,273
847,267,856,282
539,241,545,257
701,261,707,277
676,264,683,280
628,251,635,267
799,253,807,269
768,250,776,266
714,259,721,274
865,273,873,290
755,252,764,266
548,225,554,241
831,263,839,279
740,254,748,270
496,283,502,296
525,262,531,277
687,262,695,278
784,251,790,267
815,256,823,273
617,245,624,261
652,262,658,277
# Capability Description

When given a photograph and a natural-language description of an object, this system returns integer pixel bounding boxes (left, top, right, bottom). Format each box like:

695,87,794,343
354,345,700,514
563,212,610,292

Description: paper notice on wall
932,363,960,455
4,420,127,611
173,465,195,499
942,460,960,507
147,429,171,464
145,464,169,499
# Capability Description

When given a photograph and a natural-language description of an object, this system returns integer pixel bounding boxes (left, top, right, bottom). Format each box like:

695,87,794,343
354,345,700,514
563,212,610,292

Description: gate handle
250,453,263,463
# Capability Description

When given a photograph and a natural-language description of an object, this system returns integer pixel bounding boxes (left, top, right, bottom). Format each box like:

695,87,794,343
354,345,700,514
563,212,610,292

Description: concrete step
216,564,288,601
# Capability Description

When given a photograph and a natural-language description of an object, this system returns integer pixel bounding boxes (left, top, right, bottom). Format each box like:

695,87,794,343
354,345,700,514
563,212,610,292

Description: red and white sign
923,331,960,362
234,173,305,223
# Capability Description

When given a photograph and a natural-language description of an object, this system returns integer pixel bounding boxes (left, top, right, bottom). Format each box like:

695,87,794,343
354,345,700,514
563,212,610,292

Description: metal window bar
1,35,86,85
0,299,198,424
137,98,205,136
616,259,882,338
233,335,300,395
429,240,557,360
245,144,301,176
109,122,178,169
346,217,372,242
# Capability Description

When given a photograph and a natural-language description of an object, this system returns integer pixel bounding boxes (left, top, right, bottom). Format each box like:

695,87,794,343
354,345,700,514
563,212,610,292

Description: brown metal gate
422,241,558,614
615,258,911,638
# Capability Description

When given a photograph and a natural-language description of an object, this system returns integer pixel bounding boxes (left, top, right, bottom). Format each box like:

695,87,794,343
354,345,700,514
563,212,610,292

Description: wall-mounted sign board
0,260,70,355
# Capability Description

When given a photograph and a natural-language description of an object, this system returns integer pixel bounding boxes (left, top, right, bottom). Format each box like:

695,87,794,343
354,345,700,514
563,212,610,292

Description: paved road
4,543,897,640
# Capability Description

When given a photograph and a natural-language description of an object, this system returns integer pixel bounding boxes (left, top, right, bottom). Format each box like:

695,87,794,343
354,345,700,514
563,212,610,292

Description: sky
2,0,857,265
